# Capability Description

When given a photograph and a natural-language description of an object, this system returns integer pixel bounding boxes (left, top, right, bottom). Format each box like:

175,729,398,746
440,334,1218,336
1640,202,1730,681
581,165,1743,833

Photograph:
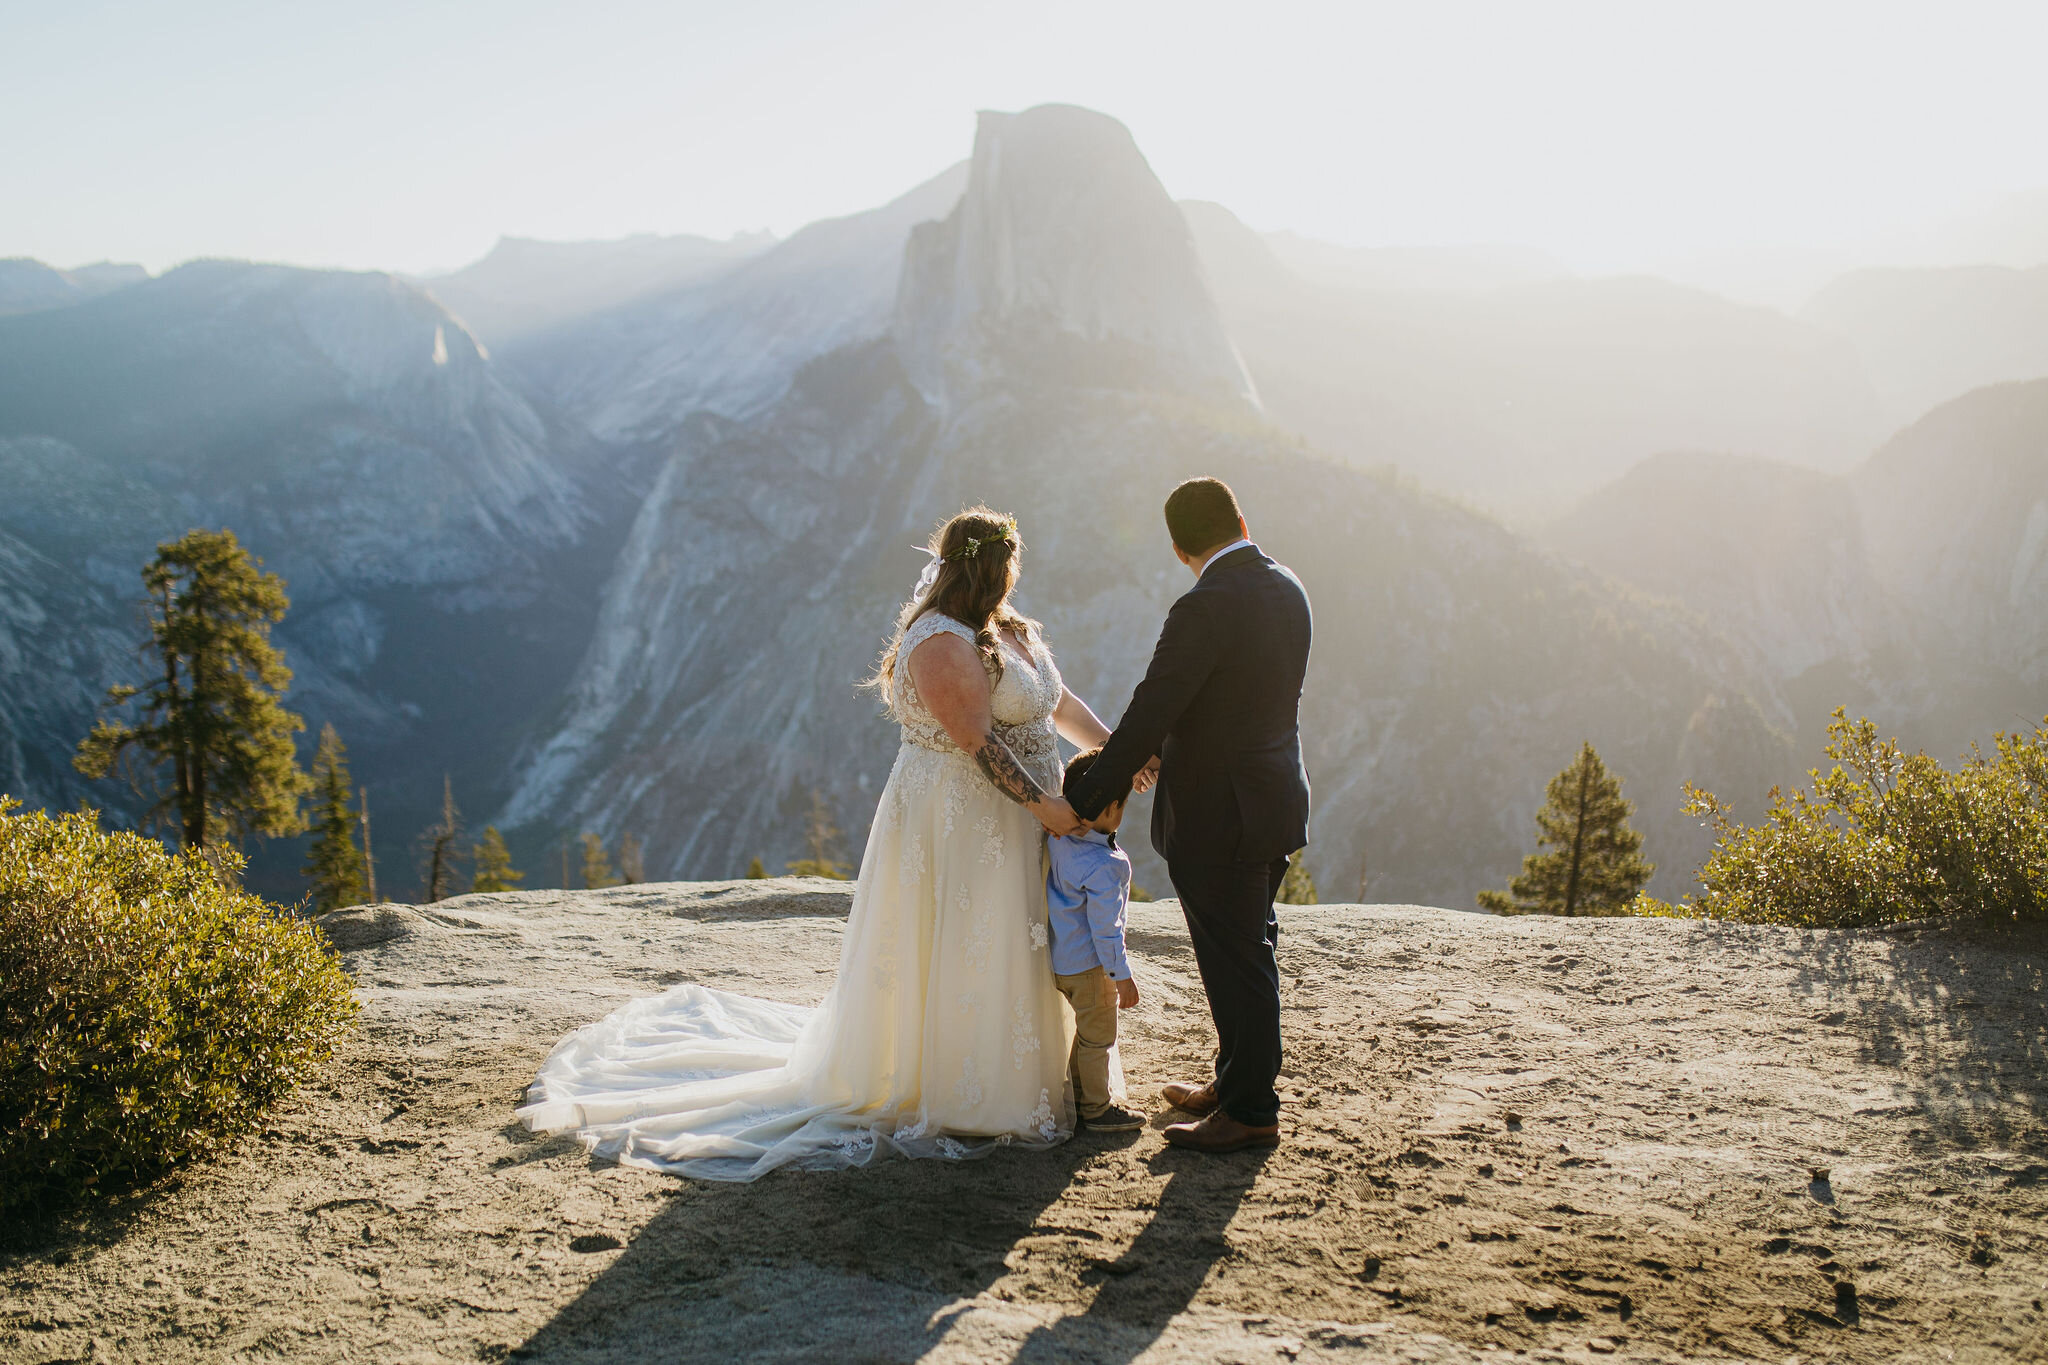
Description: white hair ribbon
911,544,940,600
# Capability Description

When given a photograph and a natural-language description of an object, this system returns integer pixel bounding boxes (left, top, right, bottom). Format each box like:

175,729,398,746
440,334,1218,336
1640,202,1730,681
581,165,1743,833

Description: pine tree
302,724,366,911
785,788,851,879
418,775,465,904
360,786,379,903
580,832,619,888
618,832,645,884
471,825,523,893
1276,847,1317,904
74,528,310,849
746,856,767,879
1478,743,1654,916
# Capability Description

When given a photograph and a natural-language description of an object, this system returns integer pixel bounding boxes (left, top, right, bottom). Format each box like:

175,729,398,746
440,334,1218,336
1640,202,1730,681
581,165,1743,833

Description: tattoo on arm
973,730,1045,806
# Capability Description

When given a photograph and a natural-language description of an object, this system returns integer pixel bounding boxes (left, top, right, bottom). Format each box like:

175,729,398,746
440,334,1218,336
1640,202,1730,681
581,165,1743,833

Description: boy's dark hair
1064,746,1133,806
1163,477,1244,555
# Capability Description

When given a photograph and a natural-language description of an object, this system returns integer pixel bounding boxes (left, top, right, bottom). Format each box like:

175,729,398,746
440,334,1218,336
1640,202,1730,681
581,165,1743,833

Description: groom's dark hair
1063,747,1132,807
1164,477,1244,554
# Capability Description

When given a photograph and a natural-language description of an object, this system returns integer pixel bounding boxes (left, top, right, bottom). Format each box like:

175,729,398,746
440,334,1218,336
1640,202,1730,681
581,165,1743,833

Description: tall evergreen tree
471,825,523,893
785,788,851,879
302,724,366,911
74,528,310,849
1276,847,1318,904
745,856,767,879
1479,742,1654,916
617,832,645,885
359,786,379,903
580,832,619,889
418,775,465,904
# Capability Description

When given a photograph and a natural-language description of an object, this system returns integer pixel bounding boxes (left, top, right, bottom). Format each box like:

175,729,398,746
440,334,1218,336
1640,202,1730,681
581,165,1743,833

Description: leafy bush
0,799,358,1211
1654,710,2048,928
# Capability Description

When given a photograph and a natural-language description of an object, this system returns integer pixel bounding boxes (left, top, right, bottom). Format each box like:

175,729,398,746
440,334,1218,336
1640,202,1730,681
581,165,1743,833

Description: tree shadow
1783,919,2048,1154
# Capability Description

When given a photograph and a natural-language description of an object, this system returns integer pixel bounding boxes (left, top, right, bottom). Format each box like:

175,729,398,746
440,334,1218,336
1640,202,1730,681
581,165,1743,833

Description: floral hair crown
942,522,1015,563
909,519,1017,600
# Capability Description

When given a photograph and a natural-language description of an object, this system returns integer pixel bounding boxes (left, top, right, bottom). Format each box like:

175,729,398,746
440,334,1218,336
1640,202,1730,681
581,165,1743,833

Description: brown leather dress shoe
1163,1112,1280,1154
1161,1079,1221,1117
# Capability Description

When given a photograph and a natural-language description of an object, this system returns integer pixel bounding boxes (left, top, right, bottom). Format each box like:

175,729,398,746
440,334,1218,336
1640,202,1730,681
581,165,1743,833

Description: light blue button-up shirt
1046,828,1133,980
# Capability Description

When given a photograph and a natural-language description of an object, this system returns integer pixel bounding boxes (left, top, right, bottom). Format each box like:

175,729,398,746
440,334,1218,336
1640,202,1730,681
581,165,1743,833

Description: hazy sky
6,0,2046,276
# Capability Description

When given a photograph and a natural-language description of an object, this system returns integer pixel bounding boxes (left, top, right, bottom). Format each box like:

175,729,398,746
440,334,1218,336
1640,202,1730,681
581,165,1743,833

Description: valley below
7,103,2046,914
4,881,2042,1364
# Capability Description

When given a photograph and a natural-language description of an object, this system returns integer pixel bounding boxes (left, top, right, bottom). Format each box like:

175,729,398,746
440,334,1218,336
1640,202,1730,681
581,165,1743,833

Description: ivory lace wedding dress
517,612,1078,1180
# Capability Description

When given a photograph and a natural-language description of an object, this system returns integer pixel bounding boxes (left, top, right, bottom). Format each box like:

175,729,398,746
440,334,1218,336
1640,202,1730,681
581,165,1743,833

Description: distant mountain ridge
501,163,970,441
7,103,2042,908
1182,201,1887,519
1544,378,2048,759
1802,265,2048,423
418,230,771,349
0,258,148,315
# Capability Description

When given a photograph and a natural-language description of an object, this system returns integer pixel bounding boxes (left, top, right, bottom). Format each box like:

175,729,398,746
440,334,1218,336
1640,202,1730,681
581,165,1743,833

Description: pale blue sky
5,0,2045,275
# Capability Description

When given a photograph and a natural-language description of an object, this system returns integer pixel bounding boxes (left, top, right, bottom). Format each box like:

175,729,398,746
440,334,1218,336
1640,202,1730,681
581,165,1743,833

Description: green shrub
1654,710,2048,928
0,799,359,1211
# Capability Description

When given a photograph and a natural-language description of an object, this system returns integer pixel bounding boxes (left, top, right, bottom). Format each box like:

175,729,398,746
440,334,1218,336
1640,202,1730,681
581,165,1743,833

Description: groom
1066,477,1312,1154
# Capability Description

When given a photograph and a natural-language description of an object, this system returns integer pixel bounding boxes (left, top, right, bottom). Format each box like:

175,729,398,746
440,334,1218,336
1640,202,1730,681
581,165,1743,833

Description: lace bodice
893,612,1064,787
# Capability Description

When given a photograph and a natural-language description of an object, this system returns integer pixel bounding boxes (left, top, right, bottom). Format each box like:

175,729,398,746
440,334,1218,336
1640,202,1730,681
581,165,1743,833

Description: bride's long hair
871,506,1040,707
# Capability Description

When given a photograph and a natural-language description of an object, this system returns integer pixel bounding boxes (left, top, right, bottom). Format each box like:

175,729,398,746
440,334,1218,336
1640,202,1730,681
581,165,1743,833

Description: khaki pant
1054,966,1119,1118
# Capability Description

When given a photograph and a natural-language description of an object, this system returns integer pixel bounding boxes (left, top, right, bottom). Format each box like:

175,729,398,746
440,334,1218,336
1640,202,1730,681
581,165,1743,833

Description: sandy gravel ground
3,879,2044,1364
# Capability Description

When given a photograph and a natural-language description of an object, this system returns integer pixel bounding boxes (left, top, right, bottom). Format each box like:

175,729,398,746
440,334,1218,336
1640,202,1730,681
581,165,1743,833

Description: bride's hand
1132,756,1161,794
1031,795,1085,837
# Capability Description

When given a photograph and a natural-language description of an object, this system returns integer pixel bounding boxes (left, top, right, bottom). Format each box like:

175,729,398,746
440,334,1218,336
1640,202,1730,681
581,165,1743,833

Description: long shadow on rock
511,1142,1082,1363
1007,1145,1269,1365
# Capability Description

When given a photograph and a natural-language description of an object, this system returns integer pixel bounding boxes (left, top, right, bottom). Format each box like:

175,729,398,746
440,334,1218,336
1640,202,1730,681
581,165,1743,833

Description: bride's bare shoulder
906,618,979,672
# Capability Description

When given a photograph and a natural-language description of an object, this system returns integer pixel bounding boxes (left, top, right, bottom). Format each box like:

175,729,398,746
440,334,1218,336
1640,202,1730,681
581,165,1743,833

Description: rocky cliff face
894,106,1255,407
0,262,619,883
499,108,1787,907
0,526,134,810
0,261,590,586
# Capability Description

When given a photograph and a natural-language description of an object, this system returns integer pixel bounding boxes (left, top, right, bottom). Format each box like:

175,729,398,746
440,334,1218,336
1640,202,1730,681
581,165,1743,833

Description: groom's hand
1132,756,1162,793
1116,975,1140,1009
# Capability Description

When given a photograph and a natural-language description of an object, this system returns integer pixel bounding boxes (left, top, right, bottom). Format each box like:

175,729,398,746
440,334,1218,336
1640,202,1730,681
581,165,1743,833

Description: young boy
1045,747,1145,1132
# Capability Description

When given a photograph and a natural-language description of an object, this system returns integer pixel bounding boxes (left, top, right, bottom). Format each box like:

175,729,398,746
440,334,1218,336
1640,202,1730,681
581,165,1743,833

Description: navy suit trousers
1167,853,1290,1127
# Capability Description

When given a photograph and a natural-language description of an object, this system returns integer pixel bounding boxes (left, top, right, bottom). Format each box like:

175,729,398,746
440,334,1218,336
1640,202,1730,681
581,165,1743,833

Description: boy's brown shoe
1078,1104,1145,1133
1163,1112,1280,1154
1161,1079,1220,1116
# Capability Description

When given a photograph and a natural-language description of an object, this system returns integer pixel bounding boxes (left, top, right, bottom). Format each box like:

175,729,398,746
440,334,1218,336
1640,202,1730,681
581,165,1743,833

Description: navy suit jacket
1070,545,1312,864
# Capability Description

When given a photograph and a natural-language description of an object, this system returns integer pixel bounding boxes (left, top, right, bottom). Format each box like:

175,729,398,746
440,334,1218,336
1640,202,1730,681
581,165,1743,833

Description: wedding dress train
517,612,1080,1181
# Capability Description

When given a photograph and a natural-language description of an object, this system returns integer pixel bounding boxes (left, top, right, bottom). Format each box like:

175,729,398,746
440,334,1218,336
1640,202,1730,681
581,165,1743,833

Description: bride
518,507,1136,1181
